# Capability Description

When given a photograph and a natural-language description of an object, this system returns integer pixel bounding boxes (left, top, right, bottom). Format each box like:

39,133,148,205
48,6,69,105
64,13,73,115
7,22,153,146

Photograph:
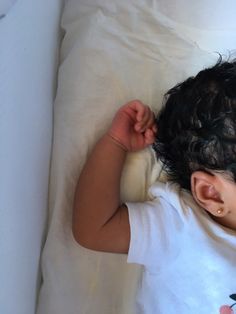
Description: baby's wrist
105,132,128,152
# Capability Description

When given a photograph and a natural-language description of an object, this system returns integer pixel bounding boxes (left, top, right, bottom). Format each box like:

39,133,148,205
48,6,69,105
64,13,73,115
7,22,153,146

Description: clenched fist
108,100,157,152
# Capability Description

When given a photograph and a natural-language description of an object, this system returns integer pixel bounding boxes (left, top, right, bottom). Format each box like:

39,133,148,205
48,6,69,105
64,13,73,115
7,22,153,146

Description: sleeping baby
72,58,236,314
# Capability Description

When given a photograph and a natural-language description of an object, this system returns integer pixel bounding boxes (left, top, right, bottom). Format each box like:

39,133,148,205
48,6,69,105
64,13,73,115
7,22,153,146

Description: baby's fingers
135,107,155,133
144,128,156,145
126,100,146,122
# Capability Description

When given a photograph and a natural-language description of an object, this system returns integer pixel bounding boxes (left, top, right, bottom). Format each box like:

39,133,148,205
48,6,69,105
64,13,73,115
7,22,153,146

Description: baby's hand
108,100,157,152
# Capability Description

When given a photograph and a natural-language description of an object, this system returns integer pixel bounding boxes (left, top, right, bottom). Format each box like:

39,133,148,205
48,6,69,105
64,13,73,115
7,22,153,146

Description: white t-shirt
126,182,236,314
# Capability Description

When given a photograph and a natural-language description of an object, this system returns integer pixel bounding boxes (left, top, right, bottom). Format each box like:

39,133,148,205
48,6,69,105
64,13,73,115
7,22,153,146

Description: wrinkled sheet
37,1,236,313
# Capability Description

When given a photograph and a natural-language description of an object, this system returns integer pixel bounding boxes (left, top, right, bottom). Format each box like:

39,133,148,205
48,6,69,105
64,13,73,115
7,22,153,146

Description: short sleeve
126,193,184,269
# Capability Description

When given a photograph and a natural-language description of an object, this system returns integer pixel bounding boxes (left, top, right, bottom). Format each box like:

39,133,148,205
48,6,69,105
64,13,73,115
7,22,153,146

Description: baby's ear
190,171,226,217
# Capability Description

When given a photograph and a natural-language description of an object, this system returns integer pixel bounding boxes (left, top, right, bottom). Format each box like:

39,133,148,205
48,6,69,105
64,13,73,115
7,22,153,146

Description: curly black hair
153,57,236,191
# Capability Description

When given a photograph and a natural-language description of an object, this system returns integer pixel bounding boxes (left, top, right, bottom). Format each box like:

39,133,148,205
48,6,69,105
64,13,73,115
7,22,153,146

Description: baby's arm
72,100,157,253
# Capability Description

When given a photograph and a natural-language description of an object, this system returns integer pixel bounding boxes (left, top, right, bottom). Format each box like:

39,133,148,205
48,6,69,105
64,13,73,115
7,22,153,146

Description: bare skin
72,100,236,254
72,100,157,253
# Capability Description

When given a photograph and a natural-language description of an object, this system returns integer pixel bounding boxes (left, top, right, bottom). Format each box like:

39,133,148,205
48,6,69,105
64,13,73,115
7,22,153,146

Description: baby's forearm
72,101,156,252
73,134,127,243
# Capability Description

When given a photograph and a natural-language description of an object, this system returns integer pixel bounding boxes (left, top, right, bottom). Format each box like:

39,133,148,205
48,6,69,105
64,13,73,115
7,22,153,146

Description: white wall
0,1,63,313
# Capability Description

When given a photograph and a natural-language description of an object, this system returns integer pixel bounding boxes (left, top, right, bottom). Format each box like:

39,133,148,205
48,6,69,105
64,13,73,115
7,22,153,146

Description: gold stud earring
217,208,224,215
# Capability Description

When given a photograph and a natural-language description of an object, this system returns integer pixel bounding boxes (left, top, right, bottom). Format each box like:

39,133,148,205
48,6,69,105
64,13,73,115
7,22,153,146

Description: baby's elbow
72,205,102,251
72,223,97,250
72,207,92,249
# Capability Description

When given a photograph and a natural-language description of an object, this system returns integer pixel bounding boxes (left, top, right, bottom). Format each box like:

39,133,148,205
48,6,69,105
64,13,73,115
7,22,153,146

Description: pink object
219,305,233,314
108,100,156,152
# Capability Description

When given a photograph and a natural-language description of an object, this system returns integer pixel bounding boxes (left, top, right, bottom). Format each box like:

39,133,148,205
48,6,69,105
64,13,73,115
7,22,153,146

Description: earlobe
191,171,224,216
216,207,225,216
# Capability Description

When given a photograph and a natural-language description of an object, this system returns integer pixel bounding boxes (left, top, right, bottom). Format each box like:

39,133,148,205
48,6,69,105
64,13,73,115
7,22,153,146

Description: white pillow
37,1,236,314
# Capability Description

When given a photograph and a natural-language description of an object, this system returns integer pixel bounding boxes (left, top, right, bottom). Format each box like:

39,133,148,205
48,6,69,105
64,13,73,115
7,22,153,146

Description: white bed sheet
0,0,17,17
37,1,236,314
0,1,63,313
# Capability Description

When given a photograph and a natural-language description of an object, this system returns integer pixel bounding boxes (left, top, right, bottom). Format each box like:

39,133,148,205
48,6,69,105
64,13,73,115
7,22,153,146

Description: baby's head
153,58,236,227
